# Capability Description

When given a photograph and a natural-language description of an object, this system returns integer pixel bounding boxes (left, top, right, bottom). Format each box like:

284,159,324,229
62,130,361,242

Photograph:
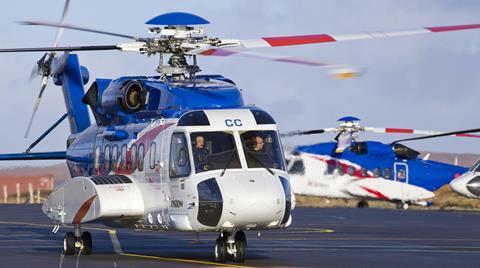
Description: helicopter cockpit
188,130,285,174
172,109,287,177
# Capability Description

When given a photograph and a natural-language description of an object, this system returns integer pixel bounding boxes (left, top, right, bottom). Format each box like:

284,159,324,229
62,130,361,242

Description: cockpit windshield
240,130,285,171
470,159,480,172
190,131,241,173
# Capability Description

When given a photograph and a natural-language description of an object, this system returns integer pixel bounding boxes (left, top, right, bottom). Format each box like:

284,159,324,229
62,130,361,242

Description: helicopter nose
450,174,480,197
216,172,289,229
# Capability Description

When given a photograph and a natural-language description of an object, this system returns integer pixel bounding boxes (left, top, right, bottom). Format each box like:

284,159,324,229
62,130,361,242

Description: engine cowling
101,80,148,115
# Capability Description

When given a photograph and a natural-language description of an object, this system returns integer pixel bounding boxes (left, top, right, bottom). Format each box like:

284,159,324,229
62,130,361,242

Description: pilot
253,135,265,152
193,135,209,172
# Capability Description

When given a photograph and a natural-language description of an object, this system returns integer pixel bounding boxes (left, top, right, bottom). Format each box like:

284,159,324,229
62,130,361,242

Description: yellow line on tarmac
120,253,254,268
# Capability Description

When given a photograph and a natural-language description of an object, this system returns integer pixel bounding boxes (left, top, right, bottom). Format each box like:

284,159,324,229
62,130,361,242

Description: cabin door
394,162,409,184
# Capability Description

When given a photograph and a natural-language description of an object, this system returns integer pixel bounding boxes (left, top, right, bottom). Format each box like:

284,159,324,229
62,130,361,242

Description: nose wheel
63,224,93,255
214,230,247,263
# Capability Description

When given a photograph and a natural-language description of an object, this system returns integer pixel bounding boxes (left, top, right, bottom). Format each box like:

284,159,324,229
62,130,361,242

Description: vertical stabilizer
54,54,91,133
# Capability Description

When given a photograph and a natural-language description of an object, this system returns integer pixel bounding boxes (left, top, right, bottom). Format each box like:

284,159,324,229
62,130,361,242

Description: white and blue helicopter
1,1,480,262
283,117,480,209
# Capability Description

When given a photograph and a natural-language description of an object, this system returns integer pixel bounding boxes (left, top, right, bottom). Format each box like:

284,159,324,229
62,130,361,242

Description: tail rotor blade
24,76,49,138
52,0,71,47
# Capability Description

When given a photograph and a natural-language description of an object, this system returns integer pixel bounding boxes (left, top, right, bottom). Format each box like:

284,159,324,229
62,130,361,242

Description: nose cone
450,174,480,198
217,171,287,229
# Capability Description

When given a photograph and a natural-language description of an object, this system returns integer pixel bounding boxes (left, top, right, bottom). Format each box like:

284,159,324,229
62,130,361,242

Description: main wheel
357,200,369,208
214,236,227,263
63,232,76,255
81,231,93,255
233,231,246,263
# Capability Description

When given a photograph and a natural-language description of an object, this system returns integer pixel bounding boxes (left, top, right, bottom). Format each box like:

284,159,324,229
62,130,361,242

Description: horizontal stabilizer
0,151,66,161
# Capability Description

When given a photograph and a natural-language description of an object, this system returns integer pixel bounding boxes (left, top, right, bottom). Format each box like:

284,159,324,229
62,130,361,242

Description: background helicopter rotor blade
363,126,480,138
390,128,480,145
280,128,339,137
19,20,144,41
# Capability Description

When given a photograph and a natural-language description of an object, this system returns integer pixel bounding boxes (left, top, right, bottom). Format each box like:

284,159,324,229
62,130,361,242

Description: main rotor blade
0,45,121,53
188,47,364,78
19,20,143,41
390,128,480,145
232,23,480,49
52,0,71,47
24,76,49,138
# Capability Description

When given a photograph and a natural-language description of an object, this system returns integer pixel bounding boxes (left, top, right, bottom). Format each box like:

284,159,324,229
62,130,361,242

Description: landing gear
63,224,93,255
63,232,76,255
214,230,247,263
357,200,369,208
396,202,409,210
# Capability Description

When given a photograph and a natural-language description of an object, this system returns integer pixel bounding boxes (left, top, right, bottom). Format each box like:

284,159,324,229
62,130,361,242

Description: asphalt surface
0,205,479,267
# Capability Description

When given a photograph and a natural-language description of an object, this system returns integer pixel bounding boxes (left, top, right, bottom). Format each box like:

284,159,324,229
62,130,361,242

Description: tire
357,200,369,208
233,231,246,263
81,231,93,255
214,237,227,263
64,232,76,255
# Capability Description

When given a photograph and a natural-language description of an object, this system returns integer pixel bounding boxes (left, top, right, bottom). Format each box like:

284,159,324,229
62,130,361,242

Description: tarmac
0,205,479,267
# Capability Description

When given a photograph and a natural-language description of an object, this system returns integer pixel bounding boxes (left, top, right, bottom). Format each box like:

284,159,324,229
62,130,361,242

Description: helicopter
1,1,480,263
283,116,480,209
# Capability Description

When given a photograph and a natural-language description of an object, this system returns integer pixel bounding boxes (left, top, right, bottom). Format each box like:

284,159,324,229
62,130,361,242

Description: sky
1,0,480,167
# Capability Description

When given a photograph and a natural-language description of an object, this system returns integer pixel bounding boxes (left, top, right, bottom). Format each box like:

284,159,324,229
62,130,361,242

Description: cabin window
104,145,111,173
190,131,241,173
383,168,392,179
361,168,368,177
347,166,355,176
130,144,137,171
327,162,336,174
138,144,145,172
112,145,118,172
94,146,101,172
240,130,285,171
169,133,191,178
121,144,127,172
288,159,305,175
149,142,157,170
373,168,381,177
337,166,345,176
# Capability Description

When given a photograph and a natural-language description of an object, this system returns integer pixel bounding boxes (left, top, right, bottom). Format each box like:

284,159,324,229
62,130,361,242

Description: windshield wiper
220,148,237,178
246,150,275,175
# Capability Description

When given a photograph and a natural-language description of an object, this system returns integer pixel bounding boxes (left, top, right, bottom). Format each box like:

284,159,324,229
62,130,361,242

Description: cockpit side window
190,131,241,173
240,130,286,171
288,159,305,175
169,133,191,178
470,160,480,172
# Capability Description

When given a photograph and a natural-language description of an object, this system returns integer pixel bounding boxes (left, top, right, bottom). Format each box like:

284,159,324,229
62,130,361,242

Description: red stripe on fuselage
72,195,97,224
359,186,389,201
263,34,336,47
426,24,480,32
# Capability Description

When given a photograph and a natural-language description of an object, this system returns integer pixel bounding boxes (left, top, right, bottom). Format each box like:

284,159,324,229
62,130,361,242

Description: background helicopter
1,0,480,263
282,117,480,209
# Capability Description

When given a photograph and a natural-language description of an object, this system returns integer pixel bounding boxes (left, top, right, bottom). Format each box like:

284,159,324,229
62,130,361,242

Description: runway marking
120,253,254,267
283,227,335,233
